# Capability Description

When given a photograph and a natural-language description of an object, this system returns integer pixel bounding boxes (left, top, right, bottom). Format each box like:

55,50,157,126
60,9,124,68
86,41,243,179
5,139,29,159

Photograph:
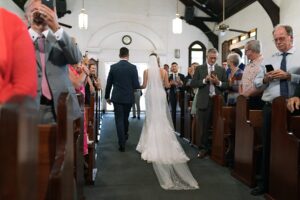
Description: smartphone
265,64,274,72
210,71,217,77
42,0,54,10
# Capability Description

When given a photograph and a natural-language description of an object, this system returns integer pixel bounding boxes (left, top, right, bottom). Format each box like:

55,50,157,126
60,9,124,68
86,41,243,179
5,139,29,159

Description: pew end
232,95,263,188
0,96,39,200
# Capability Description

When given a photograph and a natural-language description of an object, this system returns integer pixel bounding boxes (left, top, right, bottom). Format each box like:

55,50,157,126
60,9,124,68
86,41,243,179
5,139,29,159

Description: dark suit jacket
190,63,228,109
34,30,82,119
105,60,140,104
169,73,185,95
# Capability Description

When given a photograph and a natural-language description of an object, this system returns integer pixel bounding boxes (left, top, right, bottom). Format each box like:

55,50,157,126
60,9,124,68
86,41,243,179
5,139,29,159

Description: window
189,41,206,66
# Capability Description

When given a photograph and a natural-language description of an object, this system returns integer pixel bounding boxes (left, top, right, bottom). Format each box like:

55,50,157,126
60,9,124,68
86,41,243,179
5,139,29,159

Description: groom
105,47,140,152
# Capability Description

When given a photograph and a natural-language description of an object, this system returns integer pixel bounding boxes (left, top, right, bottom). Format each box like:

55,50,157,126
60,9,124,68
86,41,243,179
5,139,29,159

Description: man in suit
190,48,228,158
24,0,82,124
168,62,185,130
105,47,140,152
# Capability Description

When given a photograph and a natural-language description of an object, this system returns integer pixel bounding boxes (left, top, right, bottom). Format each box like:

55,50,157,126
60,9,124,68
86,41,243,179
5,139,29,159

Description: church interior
1,0,300,199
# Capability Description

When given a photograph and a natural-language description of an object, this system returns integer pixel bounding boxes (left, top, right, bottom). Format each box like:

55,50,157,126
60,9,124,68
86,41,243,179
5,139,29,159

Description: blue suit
105,60,140,148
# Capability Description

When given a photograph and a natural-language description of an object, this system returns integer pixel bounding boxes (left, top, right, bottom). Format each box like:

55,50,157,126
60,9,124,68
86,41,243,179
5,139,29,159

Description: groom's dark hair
119,47,129,58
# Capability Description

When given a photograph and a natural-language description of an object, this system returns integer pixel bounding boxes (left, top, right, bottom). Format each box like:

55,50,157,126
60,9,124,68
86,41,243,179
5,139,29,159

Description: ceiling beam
187,19,219,50
192,0,218,18
180,0,218,49
257,0,280,27
192,17,218,22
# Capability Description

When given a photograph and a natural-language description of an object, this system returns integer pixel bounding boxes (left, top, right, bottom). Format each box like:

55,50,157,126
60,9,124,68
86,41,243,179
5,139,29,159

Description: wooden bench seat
231,95,263,187
265,96,300,200
38,93,81,200
0,96,39,200
211,95,235,166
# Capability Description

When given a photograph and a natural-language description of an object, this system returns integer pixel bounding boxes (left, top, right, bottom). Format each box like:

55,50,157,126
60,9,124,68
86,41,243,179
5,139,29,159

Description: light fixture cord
222,0,225,22
82,0,85,9
176,0,179,14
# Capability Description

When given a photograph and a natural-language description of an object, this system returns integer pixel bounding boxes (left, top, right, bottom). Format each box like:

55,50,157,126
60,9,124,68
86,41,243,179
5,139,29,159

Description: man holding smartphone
253,25,300,196
24,0,82,123
190,48,228,158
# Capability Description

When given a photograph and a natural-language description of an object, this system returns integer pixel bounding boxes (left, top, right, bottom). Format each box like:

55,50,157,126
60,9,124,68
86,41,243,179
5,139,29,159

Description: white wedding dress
136,55,199,190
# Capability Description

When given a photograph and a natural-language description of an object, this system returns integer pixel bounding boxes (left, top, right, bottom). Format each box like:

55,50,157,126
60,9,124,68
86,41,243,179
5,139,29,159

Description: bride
136,53,199,190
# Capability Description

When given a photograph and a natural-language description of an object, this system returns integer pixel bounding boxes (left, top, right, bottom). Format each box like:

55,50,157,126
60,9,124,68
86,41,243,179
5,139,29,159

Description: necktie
280,52,288,97
209,65,215,96
37,36,52,100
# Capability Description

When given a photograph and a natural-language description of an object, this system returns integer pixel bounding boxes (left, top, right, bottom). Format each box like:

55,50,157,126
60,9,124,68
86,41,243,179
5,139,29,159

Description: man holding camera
24,0,82,123
190,48,228,158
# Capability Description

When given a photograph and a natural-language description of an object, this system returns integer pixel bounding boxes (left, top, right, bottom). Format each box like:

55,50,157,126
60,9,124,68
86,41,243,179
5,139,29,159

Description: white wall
219,0,300,61
0,0,25,21
218,2,275,60
60,0,210,75
2,0,300,71
278,0,300,43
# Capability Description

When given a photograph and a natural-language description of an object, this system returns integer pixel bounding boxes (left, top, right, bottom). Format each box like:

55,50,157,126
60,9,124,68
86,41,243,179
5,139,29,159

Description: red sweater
0,8,37,103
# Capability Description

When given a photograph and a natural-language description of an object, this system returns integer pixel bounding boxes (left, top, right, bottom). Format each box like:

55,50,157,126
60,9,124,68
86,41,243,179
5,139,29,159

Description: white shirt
29,27,64,42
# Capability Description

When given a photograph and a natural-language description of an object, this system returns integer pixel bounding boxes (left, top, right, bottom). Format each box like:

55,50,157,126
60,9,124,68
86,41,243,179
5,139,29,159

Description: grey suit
190,63,228,151
33,30,82,122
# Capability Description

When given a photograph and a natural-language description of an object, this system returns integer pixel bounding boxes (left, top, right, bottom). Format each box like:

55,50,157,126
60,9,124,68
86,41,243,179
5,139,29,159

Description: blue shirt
254,46,300,102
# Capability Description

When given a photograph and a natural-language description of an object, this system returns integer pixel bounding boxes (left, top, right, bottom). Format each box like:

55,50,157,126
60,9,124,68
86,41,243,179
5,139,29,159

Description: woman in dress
136,53,199,190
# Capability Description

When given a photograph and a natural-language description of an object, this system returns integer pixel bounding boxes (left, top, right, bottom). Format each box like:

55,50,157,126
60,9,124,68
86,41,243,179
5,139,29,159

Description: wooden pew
211,95,235,166
84,94,97,184
183,92,193,141
47,93,76,200
265,96,300,200
38,93,78,200
0,96,39,200
231,95,263,187
74,94,85,200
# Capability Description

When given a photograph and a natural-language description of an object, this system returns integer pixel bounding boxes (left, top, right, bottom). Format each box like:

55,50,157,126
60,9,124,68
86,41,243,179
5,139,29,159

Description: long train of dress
136,55,199,190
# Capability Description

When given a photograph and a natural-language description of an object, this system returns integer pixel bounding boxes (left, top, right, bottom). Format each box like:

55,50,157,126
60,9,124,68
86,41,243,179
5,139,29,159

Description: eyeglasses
273,36,287,43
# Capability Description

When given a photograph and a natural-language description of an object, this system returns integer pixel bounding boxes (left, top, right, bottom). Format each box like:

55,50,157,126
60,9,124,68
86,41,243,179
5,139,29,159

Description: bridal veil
136,54,199,190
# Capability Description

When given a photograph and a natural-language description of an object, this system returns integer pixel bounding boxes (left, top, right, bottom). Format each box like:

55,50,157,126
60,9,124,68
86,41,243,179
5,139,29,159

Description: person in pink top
0,8,37,103
69,61,90,156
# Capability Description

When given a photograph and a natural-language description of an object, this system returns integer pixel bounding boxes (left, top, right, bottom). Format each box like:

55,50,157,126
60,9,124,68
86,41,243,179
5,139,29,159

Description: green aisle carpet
84,113,264,200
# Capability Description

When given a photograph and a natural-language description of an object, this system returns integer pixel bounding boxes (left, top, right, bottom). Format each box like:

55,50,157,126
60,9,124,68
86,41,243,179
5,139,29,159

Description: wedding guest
226,53,243,106
253,24,300,196
69,61,90,156
132,89,142,119
168,62,185,129
0,8,37,103
190,48,228,158
163,64,170,74
239,40,264,109
85,61,101,105
231,48,245,70
25,0,82,124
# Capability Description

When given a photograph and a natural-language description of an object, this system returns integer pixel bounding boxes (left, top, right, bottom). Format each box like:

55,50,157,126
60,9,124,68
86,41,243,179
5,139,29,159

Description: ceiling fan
215,0,247,34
